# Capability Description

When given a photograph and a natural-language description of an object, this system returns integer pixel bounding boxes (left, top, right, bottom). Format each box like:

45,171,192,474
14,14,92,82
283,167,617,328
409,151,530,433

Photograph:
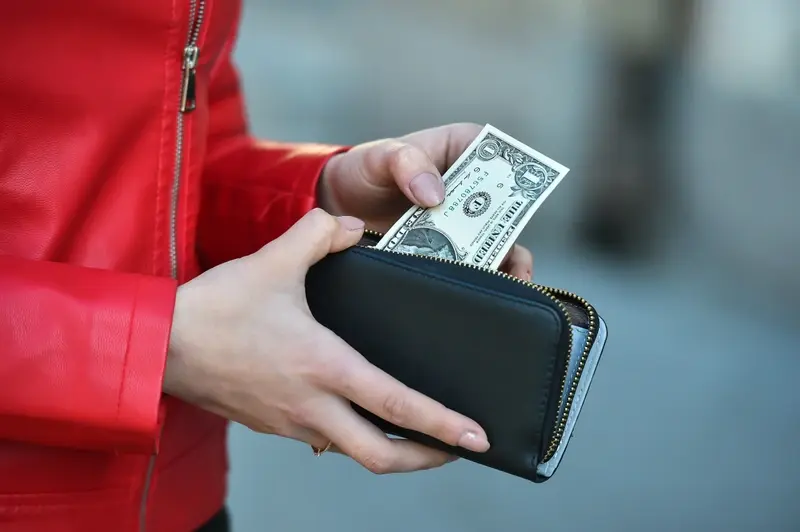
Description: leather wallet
305,231,608,483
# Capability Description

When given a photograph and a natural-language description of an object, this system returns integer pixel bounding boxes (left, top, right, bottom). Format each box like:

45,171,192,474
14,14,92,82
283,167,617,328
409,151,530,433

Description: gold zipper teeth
540,289,597,461
359,229,597,463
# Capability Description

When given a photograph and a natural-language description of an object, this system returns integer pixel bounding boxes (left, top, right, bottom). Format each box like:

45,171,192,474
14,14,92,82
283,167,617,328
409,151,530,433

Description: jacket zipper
140,2,206,531
360,229,598,463
169,0,205,279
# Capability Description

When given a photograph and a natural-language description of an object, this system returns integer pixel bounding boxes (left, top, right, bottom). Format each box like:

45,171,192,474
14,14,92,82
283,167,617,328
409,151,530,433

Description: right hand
164,208,490,474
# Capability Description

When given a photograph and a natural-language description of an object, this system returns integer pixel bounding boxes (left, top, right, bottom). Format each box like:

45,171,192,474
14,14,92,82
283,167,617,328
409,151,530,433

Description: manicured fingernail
409,172,445,207
458,430,490,452
337,216,365,231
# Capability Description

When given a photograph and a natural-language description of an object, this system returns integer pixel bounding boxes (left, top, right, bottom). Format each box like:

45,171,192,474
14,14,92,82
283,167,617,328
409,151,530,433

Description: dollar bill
375,124,569,269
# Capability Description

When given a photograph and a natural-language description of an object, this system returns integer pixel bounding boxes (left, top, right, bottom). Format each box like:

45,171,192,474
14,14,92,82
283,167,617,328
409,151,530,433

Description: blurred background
227,1,800,530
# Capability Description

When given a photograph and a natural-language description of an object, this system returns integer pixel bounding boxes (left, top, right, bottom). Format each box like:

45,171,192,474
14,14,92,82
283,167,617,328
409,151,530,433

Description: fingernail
409,172,445,207
446,455,460,463
337,216,365,231
458,430,490,452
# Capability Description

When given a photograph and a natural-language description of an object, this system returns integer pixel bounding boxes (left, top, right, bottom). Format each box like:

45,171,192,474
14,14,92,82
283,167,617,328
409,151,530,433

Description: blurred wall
233,0,799,308
225,3,800,530
682,0,800,301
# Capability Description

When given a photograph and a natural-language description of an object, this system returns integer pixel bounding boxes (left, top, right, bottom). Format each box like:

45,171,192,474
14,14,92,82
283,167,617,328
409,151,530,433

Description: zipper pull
180,45,199,113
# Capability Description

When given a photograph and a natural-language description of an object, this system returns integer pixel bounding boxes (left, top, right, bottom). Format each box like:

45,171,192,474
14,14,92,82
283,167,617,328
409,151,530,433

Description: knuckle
304,208,338,248
454,123,483,146
448,122,482,140
381,393,409,426
286,402,314,427
359,451,394,475
456,121,482,131
386,143,418,173
312,356,348,391
306,339,352,389
306,207,335,231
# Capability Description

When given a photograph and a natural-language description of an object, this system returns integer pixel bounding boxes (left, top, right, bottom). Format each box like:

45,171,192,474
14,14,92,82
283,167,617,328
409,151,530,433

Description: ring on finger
311,441,333,457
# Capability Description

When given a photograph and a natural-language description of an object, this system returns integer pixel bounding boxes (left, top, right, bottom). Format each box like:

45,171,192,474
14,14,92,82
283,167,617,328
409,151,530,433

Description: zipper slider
180,45,199,113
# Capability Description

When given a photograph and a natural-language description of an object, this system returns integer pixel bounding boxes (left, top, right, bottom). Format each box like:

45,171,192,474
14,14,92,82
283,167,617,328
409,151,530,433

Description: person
0,2,534,531
576,0,696,258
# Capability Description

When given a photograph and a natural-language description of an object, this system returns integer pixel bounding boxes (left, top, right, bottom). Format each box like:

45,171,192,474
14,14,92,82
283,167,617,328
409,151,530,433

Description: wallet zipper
359,229,598,462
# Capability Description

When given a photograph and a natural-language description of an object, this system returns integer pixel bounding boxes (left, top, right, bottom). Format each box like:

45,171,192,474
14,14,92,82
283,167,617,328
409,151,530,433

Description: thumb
273,208,365,268
370,141,445,208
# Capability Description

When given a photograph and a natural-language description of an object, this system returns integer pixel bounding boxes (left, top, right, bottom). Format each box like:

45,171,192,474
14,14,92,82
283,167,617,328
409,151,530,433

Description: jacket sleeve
197,27,348,269
0,255,176,453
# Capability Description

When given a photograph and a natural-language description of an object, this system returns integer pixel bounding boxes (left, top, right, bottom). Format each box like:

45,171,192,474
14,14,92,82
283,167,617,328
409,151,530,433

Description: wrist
164,288,193,399
163,334,183,399
163,284,237,420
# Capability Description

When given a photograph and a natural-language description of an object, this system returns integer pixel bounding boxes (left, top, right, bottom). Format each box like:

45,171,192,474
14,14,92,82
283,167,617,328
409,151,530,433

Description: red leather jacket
0,1,345,530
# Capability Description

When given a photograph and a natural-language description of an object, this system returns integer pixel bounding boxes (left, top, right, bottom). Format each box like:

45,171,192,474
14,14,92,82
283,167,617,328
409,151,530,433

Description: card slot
560,300,591,329
560,325,592,416
537,317,608,479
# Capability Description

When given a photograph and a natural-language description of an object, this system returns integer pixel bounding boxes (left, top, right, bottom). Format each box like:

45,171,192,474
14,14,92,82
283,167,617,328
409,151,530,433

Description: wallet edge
535,314,608,481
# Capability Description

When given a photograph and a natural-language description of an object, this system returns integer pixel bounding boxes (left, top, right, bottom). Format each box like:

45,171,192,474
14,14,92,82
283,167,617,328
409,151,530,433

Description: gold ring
311,441,332,457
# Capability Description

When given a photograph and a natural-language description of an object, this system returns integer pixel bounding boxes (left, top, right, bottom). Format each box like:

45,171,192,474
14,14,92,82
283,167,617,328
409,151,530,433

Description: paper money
375,124,569,269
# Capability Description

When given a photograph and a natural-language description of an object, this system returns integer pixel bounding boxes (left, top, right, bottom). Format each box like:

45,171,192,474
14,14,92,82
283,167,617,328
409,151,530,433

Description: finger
497,248,513,272
309,398,455,474
502,245,534,281
268,208,365,267
286,425,345,456
330,354,490,453
360,140,443,208
400,123,483,171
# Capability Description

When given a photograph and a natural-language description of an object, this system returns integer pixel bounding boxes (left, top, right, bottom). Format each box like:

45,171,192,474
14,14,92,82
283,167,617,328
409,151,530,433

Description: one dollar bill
375,124,569,269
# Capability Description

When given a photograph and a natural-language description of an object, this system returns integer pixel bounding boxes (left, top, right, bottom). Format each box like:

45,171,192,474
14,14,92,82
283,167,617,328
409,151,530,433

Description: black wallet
305,231,608,483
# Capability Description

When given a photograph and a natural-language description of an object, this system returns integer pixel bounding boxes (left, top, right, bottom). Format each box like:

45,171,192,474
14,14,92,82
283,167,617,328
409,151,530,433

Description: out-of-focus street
226,1,800,530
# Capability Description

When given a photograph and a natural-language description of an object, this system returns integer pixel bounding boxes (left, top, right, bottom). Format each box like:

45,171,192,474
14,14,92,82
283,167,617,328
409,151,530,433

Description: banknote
375,124,569,270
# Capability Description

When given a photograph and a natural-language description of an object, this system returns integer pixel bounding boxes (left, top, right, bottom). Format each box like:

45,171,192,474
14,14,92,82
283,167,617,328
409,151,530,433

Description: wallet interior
535,314,607,478
356,231,606,480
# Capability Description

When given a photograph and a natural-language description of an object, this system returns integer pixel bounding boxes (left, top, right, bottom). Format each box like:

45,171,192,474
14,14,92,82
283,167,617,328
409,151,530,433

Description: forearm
197,141,347,268
197,26,350,268
0,255,176,453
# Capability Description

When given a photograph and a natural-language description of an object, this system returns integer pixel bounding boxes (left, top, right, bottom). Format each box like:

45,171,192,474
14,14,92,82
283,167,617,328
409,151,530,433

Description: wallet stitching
353,248,564,469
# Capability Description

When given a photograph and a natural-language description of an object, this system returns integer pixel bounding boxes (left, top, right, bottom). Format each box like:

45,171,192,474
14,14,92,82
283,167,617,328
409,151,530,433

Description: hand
164,209,490,474
498,244,534,282
318,122,535,281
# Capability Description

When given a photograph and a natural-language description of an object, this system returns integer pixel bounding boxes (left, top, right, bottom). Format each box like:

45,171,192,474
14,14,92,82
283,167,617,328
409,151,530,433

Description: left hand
318,123,534,281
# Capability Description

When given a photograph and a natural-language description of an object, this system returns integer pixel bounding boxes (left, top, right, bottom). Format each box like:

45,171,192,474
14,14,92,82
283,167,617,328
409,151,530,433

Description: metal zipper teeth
143,2,206,531
540,286,597,462
168,119,184,279
138,457,157,532
187,1,204,45
360,229,597,462
169,0,205,279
